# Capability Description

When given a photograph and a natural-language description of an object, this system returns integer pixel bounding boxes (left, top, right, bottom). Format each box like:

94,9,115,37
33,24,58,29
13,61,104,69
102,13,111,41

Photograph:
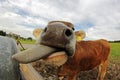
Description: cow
58,39,110,80
12,21,110,80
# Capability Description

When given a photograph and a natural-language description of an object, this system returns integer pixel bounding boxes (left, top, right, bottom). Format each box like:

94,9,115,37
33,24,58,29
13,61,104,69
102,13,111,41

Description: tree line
1,30,120,43
0,30,33,41
109,40,120,43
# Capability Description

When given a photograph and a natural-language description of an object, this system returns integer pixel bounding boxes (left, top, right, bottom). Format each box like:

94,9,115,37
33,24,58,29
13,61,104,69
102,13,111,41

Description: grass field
20,39,36,44
110,43,120,56
109,42,120,62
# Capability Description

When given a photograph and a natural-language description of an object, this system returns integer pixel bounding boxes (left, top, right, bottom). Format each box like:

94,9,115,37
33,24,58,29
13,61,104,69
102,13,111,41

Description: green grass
109,43,120,61
20,39,36,44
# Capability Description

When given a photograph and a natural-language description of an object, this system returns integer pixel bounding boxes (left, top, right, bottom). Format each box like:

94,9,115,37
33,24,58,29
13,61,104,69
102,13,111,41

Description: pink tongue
44,51,68,66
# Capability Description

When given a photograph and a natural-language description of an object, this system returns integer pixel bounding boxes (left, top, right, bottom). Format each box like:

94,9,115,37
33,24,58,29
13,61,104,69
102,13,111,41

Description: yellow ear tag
76,36,82,41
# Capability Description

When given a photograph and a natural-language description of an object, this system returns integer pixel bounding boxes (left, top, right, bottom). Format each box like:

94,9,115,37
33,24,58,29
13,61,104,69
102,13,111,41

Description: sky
0,0,120,40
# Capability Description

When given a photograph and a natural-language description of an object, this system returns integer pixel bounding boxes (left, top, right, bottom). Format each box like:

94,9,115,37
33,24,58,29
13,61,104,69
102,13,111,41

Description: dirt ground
32,58,120,80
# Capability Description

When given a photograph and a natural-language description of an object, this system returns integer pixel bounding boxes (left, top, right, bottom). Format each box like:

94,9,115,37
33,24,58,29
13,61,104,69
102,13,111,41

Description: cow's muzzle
40,22,73,48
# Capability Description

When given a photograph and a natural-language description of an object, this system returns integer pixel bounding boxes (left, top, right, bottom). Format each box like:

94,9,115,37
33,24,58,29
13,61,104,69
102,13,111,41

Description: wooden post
20,64,44,80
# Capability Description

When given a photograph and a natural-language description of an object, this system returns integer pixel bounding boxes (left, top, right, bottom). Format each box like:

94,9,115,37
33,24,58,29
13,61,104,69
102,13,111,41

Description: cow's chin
43,51,68,66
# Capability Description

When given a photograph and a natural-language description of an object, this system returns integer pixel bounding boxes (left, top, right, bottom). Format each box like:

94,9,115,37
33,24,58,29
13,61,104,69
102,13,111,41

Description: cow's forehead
48,21,74,29
48,22,68,28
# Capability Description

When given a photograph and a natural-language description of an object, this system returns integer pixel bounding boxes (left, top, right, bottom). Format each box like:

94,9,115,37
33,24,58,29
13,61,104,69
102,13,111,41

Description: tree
0,30,6,36
27,37,32,41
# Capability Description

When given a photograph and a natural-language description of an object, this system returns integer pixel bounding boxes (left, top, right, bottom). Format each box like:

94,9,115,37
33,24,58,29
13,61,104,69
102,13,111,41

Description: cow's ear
33,28,42,39
75,30,86,41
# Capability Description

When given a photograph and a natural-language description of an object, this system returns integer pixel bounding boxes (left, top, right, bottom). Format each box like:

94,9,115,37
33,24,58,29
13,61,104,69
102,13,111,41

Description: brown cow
58,39,110,80
12,21,110,80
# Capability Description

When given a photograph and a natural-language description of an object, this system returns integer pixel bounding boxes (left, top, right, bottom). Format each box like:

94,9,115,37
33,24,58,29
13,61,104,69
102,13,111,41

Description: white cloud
87,24,120,40
0,0,120,40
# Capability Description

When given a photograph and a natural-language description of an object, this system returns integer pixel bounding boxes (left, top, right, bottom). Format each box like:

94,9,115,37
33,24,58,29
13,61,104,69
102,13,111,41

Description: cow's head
12,21,85,66
12,21,76,64
40,21,76,56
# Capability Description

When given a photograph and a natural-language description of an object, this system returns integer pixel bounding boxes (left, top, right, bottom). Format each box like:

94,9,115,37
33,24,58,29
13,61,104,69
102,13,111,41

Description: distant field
109,42,120,61
20,39,36,44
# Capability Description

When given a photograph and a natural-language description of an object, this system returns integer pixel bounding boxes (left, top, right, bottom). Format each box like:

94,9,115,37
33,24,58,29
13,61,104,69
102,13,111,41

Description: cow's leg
100,60,108,80
97,60,108,80
97,64,102,80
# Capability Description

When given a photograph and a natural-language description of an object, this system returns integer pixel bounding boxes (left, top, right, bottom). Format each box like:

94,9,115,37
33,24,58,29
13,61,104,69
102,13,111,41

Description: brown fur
58,39,110,80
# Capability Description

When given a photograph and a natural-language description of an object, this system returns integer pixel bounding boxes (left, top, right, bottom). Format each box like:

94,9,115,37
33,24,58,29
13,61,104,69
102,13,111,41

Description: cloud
87,24,120,40
0,0,120,40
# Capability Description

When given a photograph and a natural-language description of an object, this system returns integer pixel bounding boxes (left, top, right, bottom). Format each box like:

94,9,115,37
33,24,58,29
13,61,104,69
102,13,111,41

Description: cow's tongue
12,44,68,65
44,51,68,66
12,44,58,63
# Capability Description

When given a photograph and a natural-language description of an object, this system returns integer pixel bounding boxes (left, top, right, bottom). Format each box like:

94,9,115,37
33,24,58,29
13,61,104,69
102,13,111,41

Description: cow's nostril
44,27,47,32
65,29,72,37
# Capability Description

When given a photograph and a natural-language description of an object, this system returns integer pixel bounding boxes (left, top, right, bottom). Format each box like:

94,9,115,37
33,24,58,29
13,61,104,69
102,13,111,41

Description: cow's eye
72,27,75,30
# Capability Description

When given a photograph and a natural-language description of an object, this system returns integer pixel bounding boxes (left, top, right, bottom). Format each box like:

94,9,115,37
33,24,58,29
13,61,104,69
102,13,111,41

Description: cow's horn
12,44,57,63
